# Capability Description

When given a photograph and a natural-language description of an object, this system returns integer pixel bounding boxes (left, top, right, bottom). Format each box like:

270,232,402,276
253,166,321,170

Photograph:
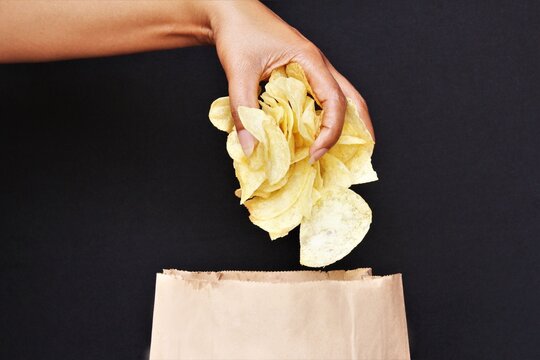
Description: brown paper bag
149,268,410,360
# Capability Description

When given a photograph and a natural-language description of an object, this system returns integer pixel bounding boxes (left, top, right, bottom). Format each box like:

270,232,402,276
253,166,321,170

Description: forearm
0,0,214,63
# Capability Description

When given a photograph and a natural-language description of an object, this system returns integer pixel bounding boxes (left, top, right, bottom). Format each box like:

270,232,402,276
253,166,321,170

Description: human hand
0,0,373,163
206,0,375,162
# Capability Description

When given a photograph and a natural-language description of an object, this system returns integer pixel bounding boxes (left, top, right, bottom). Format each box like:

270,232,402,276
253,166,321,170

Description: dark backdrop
1,1,538,359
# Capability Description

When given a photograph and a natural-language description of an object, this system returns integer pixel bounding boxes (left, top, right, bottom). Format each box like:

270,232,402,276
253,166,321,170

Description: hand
207,1,375,162
0,0,373,163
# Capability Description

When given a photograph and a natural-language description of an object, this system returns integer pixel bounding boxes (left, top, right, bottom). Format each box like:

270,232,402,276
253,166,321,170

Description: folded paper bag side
149,269,410,360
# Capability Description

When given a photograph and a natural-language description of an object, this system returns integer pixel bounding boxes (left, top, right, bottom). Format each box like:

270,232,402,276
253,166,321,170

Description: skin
0,0,374,162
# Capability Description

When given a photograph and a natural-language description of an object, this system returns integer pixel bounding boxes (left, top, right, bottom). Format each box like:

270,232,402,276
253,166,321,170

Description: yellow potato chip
238,106,290,185
285,63,317,104
234,159,266,204
237,106,267,143
319,152,353,188
245,158,311,220
328,143,357,164
260,113,291,185
300,186,372,267
300,97,317,143
313,160,323,191
257,170,290,193
208,97,234,133
292,147,309,164
345,98,374,142
346,147,379,184
250,164,317,240
269,66,287,81
235,187,273,200
259,100,284,125
337,135,367,145
226,130,246,162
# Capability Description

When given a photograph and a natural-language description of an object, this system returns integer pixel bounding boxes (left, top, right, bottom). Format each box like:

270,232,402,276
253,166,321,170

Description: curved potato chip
285,62,317,104
234,160,266,204
250,165,316,240
226,131,246,162
264,80,296,138
227,130,266,172
292,147,309,164
345,147,378,184
261,113,291,184
238,106,290,184
324,100,377,184
245,158,311,220
300,186,372,267
260,92,278,107
283,77,307,121
319,152,353,188
208,97,234,133
300,97,317,143
257,169,290,193
247,143,266,171
345,98,374,142
328,143,358,164
313,161,323,191
235,187,272,200
337,135,366,145
237,106,267,143
260,100,284,125
302,182,323,223
269,66,287,81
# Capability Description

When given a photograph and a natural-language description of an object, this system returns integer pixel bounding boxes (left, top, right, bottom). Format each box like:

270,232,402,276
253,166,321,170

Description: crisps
208,97,234,133
208,62,377,267
299,186,372,267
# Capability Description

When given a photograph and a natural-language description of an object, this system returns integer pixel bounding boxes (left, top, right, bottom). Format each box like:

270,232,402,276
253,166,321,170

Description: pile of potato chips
208,63,377,267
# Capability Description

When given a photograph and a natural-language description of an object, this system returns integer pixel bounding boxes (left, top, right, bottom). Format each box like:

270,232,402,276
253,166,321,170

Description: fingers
321,53,375,142
294,47,347,163
227,66,261,157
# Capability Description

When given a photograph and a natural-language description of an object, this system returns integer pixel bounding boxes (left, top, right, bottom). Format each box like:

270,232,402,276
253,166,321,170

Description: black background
1,1,539,359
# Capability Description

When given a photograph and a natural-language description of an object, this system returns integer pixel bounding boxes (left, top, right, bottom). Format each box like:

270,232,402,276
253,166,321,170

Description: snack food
208,63,377,266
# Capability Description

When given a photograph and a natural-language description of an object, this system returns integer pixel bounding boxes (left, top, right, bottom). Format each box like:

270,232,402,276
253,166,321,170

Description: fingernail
309,147,329,164
238,129,256,157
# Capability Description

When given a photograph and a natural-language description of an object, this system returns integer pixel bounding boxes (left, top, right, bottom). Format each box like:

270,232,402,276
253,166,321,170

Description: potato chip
257,170,290,193
226,130,245,162
260,112,291,184
208,97,234,133
337,135,367,145
234,159,266,204
238,107,290,185
245,158,311,221
208,62,378,266
250,163,316,240
285,63,316,104
292,147,309,164
319,152,353,188
237,106,267,142
301,97,317,142
300,186,372,267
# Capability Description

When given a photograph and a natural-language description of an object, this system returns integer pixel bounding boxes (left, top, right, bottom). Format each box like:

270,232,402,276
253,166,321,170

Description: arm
0,0,374,162
0,1,212,62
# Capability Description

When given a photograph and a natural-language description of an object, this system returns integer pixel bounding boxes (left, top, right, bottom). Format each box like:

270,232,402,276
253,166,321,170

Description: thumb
228,70,261,157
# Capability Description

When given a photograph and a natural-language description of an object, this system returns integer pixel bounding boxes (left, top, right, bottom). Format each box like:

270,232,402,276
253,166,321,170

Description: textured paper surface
149,268,410,360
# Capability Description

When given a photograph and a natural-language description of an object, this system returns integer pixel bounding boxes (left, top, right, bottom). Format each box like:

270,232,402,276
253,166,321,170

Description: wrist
169,0,215,46
201,0,266,45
